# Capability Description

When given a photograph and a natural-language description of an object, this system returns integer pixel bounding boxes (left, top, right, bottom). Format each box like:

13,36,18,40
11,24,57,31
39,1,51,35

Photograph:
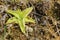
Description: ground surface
0,0,60,40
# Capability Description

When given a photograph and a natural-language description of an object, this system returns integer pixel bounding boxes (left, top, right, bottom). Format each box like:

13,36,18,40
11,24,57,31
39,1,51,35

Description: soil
0,0,60,40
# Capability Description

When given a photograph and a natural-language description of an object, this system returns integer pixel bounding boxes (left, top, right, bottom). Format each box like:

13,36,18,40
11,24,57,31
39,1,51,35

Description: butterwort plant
6,7,35,34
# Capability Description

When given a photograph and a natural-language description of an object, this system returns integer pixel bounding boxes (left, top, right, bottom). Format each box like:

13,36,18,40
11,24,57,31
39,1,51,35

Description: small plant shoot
6,7,35,34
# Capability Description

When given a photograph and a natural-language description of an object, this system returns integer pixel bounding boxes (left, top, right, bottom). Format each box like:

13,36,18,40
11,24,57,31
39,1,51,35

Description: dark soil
0,0,60,40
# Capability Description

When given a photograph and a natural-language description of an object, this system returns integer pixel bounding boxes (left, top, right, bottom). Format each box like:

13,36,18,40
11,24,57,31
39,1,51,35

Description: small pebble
26,26,33,33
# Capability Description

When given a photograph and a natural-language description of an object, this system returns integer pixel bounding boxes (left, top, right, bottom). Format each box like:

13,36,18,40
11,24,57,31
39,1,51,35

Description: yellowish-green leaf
25,17,35,23
16,9,23,18
6,10,20,19
16,9,22,15
18,19,25,34
22,7,33,18
6,17,18,24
